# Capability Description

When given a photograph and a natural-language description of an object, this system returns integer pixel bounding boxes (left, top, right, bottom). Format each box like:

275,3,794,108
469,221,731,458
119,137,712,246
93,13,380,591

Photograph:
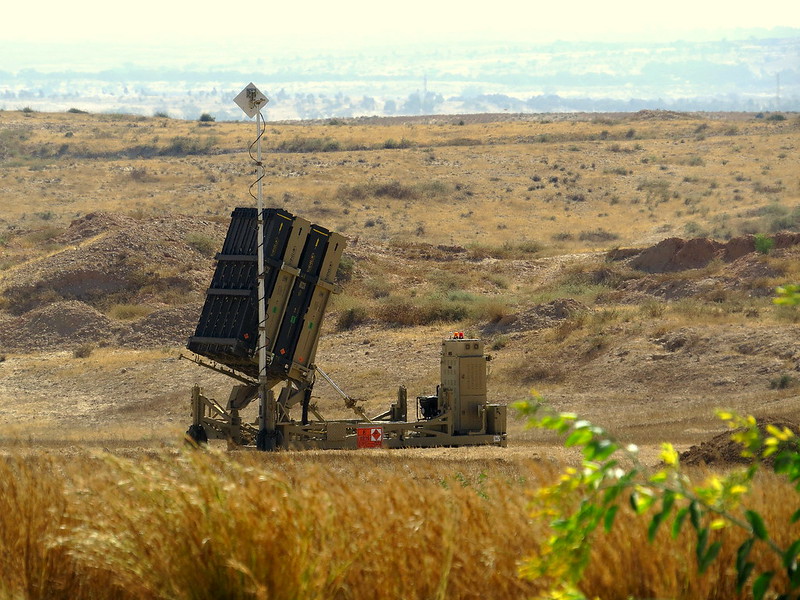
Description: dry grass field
1,108,799,598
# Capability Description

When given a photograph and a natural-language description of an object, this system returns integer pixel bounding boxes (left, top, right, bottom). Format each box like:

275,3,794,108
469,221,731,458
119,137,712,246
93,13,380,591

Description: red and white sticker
357,426,383,448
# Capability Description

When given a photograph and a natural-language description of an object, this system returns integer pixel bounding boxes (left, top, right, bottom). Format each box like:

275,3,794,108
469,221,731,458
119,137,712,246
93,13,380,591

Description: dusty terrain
1,213,798,464
0,109,798,466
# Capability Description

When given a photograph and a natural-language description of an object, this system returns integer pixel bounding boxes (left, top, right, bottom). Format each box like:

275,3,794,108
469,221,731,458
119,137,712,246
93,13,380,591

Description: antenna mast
233,83,275,449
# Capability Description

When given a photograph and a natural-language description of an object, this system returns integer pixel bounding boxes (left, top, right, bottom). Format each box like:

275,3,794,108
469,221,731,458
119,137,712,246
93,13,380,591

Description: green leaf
736,538,754,574
790,563,800,590
736,561,755,593
672,507,689,539
746,510,768,540
565,427,593,447
603,485,622,506
630,490,656,515
699,540,722,574
661,490,676,516
783,539,800,570
603,505,618,533
696,527,709,563
689,501,701,531
648,511,665,542
584,439,617,462
792,508,800,524
753,572,774,600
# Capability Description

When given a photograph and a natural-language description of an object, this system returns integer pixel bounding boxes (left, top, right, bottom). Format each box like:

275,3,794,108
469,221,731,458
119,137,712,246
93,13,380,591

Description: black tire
256,428,280,451
185,424,208,446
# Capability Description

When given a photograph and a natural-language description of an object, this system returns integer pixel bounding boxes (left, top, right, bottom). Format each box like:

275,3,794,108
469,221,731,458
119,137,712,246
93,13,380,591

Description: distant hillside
0,35,798,119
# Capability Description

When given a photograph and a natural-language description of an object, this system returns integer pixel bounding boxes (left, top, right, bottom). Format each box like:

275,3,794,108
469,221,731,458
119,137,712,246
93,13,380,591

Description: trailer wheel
256,429,281,451
185,424,208,446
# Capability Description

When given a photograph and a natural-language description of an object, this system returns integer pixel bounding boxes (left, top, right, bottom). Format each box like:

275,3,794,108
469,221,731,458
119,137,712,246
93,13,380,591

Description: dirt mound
625,234,800,274
483,298,587,334
0,301,205,352
617,246,795,301
774,232,800,248
0,212,224,315
0,212,227,351
126,303,203,348
56,212,127,245
0,301,130,352
630,237,723,272
680,416,800,466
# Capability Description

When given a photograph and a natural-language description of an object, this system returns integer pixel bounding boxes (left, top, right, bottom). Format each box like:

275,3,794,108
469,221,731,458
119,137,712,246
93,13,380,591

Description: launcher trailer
184,208,507,450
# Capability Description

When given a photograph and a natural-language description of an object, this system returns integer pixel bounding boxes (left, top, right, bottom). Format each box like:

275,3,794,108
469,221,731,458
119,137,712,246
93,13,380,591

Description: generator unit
183,208,507,450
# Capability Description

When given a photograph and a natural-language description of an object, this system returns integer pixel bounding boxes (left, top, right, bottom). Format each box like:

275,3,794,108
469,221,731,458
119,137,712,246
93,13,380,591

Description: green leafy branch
514,395,800,599
775,284,800,307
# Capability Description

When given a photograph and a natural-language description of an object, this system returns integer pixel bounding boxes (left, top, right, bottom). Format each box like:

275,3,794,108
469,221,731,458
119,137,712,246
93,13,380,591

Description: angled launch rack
188,207,343,384
184,207,506,450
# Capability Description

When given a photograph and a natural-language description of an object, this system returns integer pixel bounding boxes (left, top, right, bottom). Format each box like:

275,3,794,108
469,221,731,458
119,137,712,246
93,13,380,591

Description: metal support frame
187,377,507,450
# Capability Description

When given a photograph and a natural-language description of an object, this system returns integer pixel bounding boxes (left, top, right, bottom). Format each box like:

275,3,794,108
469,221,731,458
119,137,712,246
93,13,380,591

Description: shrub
416,180,450,197
754,233,774,255
376,295,471,327
276,137,341,153
336,306,368,330
73,343,95,358
770,374,794,389
775,284,800,307
67,108,88,114
578,228,619,243
130,167,156,182
377,297,419,326
198,113,215,123
515,397,800,600
185,233,218,258
421,298,470,323
336,180,448,202
479,299,511,323
468,240,542,260
161,136,216,156
335,255,354,283
23,226,65,246
382,138,413,149
753,182,784,194
108,304,151,321
491,335,508,350
374,181,415,199
608,143,636,153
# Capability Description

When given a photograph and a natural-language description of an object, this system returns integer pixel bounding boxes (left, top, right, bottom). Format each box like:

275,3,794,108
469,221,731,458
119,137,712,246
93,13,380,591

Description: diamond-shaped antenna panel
233,83,269,118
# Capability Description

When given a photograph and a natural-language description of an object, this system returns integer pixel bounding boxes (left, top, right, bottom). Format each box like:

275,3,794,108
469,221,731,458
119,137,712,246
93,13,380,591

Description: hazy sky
5,0,800,50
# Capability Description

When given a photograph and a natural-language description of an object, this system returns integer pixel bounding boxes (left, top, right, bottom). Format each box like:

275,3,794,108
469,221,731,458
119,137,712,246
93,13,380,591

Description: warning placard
357,426,383,448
